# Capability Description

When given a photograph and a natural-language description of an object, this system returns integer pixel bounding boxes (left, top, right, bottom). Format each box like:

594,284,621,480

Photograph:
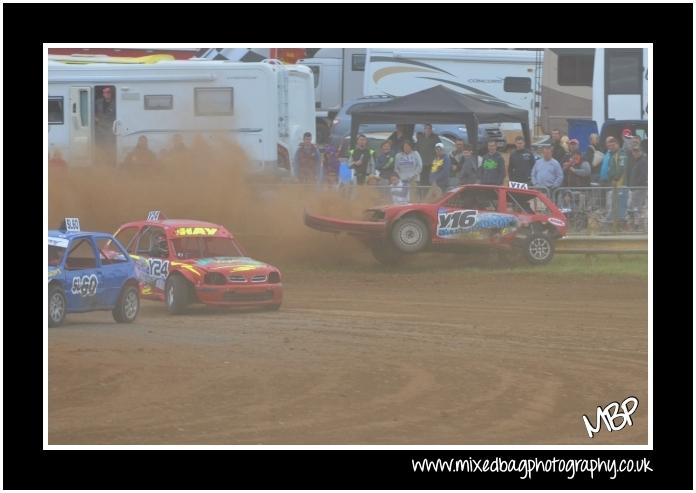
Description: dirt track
49,266,648,445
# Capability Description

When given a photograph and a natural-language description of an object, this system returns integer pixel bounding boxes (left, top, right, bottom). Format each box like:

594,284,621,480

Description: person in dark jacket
550,128,566,163
374,140,395,180
428,142,452,192
479,140,506,185
348,134,375,185
507,135,535,185
416,124,441,186
457,143,480,185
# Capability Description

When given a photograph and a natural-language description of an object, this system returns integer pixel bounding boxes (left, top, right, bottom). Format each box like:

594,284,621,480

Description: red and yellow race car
114,212,282,313
305,184,567,265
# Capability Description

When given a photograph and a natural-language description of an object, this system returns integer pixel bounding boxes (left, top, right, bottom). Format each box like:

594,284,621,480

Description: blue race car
48,218,140,327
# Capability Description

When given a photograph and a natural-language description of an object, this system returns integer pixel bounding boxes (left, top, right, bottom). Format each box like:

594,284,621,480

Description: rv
297,48,367,142
540,48,648,135
47,57,315,173
362,48,542,138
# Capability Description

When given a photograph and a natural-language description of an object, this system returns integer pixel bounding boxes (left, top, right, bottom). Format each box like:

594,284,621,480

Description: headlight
267,272,281,284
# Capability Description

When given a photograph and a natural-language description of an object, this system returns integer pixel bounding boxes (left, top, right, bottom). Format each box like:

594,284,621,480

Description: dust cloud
48,140,388,265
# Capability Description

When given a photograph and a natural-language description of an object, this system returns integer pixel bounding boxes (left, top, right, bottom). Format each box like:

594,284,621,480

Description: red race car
114,212,282,313
305,184,567,265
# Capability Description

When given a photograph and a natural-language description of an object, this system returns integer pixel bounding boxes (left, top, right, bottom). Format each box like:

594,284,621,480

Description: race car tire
165,275,190,314
113,284,140,323
48,285,66,327
369,240,404,266
523,233,555,265
390,216,429,254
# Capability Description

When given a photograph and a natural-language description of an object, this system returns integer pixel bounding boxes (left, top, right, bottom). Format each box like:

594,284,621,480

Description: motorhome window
144,95,173,110
558,55,594,86
194,87,234,116
504,77,532,93
309,66,320,88
607,50,641,94
48,97,64,124
352,54,366,72
79,90,89,126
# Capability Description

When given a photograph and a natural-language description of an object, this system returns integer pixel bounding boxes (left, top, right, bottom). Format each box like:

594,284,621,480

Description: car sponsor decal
48,237,69,248
548,217,566,227
147,210,161,221
174,227,219,236
64,218,80,232
71,274,98,297
437,209,518,238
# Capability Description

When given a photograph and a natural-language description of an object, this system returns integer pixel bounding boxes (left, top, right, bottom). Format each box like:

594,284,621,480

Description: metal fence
553,186,649,234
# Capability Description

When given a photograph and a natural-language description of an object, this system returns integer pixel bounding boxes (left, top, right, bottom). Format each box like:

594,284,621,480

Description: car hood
189,257,276,274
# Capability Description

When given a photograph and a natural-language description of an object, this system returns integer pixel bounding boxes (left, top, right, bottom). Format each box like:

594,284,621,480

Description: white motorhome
591,48,648,131
363,48,542,137
297,48,366,142
47,57,315,173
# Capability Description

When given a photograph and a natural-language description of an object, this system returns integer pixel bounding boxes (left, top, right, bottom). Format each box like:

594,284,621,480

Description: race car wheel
48,285,66,327
390,216,429,254
370,240,404,266
113,285,140,323
524,233,555,265
165,276,190,314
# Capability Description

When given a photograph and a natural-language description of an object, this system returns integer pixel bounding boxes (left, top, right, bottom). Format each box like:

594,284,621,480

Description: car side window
135,227,169,258
446,190,479,209
95,237,129,264
507,192,535,214
114,226,139,254
65,238,97,270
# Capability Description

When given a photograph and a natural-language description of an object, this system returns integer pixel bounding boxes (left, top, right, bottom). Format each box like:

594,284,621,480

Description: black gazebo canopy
349,85,531,150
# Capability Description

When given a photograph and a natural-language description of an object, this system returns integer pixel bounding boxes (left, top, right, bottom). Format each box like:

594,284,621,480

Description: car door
63,236,105,311
94,236,132,308
435,188,513,245
131,226,170,299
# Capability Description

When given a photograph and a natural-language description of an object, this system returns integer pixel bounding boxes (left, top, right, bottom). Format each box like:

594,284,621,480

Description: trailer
47,57,315,174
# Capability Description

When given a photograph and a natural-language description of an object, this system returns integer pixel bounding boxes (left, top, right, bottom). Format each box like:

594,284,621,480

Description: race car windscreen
171,237,243,259
49,245,66,266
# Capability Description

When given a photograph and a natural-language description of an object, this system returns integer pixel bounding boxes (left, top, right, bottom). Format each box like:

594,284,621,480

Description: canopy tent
349,85,531,151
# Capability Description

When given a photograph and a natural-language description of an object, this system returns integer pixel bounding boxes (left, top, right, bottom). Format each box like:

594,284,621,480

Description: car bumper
195,283,283,307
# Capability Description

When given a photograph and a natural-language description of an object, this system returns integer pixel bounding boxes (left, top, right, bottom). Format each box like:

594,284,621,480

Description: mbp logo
582,396,639,438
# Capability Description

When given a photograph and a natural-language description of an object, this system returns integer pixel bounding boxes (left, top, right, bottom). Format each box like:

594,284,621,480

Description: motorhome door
69,87,93,165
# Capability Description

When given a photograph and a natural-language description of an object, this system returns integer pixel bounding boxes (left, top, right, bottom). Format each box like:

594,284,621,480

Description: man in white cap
429,142,452,192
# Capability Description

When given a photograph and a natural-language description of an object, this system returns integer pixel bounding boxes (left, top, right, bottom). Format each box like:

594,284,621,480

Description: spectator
374,140,395,180
161,134,191,164
479,140,506,185
94,86,116,165
49,149,67,168
584,133,603,183
627,144,648,214
599,136,627,186
531,145,563,189
388,172,410,204
550,129,567,163
416,124,441,185
322,144,341,183
508,135,536,185
293,131,321,183
560,138,581,186
449,139,466,187
429,142,452,192
457,143,480,185
348,134,375,185
122,135,158,171
387,124,409,154
366,175,380,186
394,140,423,185
564,149,592,187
